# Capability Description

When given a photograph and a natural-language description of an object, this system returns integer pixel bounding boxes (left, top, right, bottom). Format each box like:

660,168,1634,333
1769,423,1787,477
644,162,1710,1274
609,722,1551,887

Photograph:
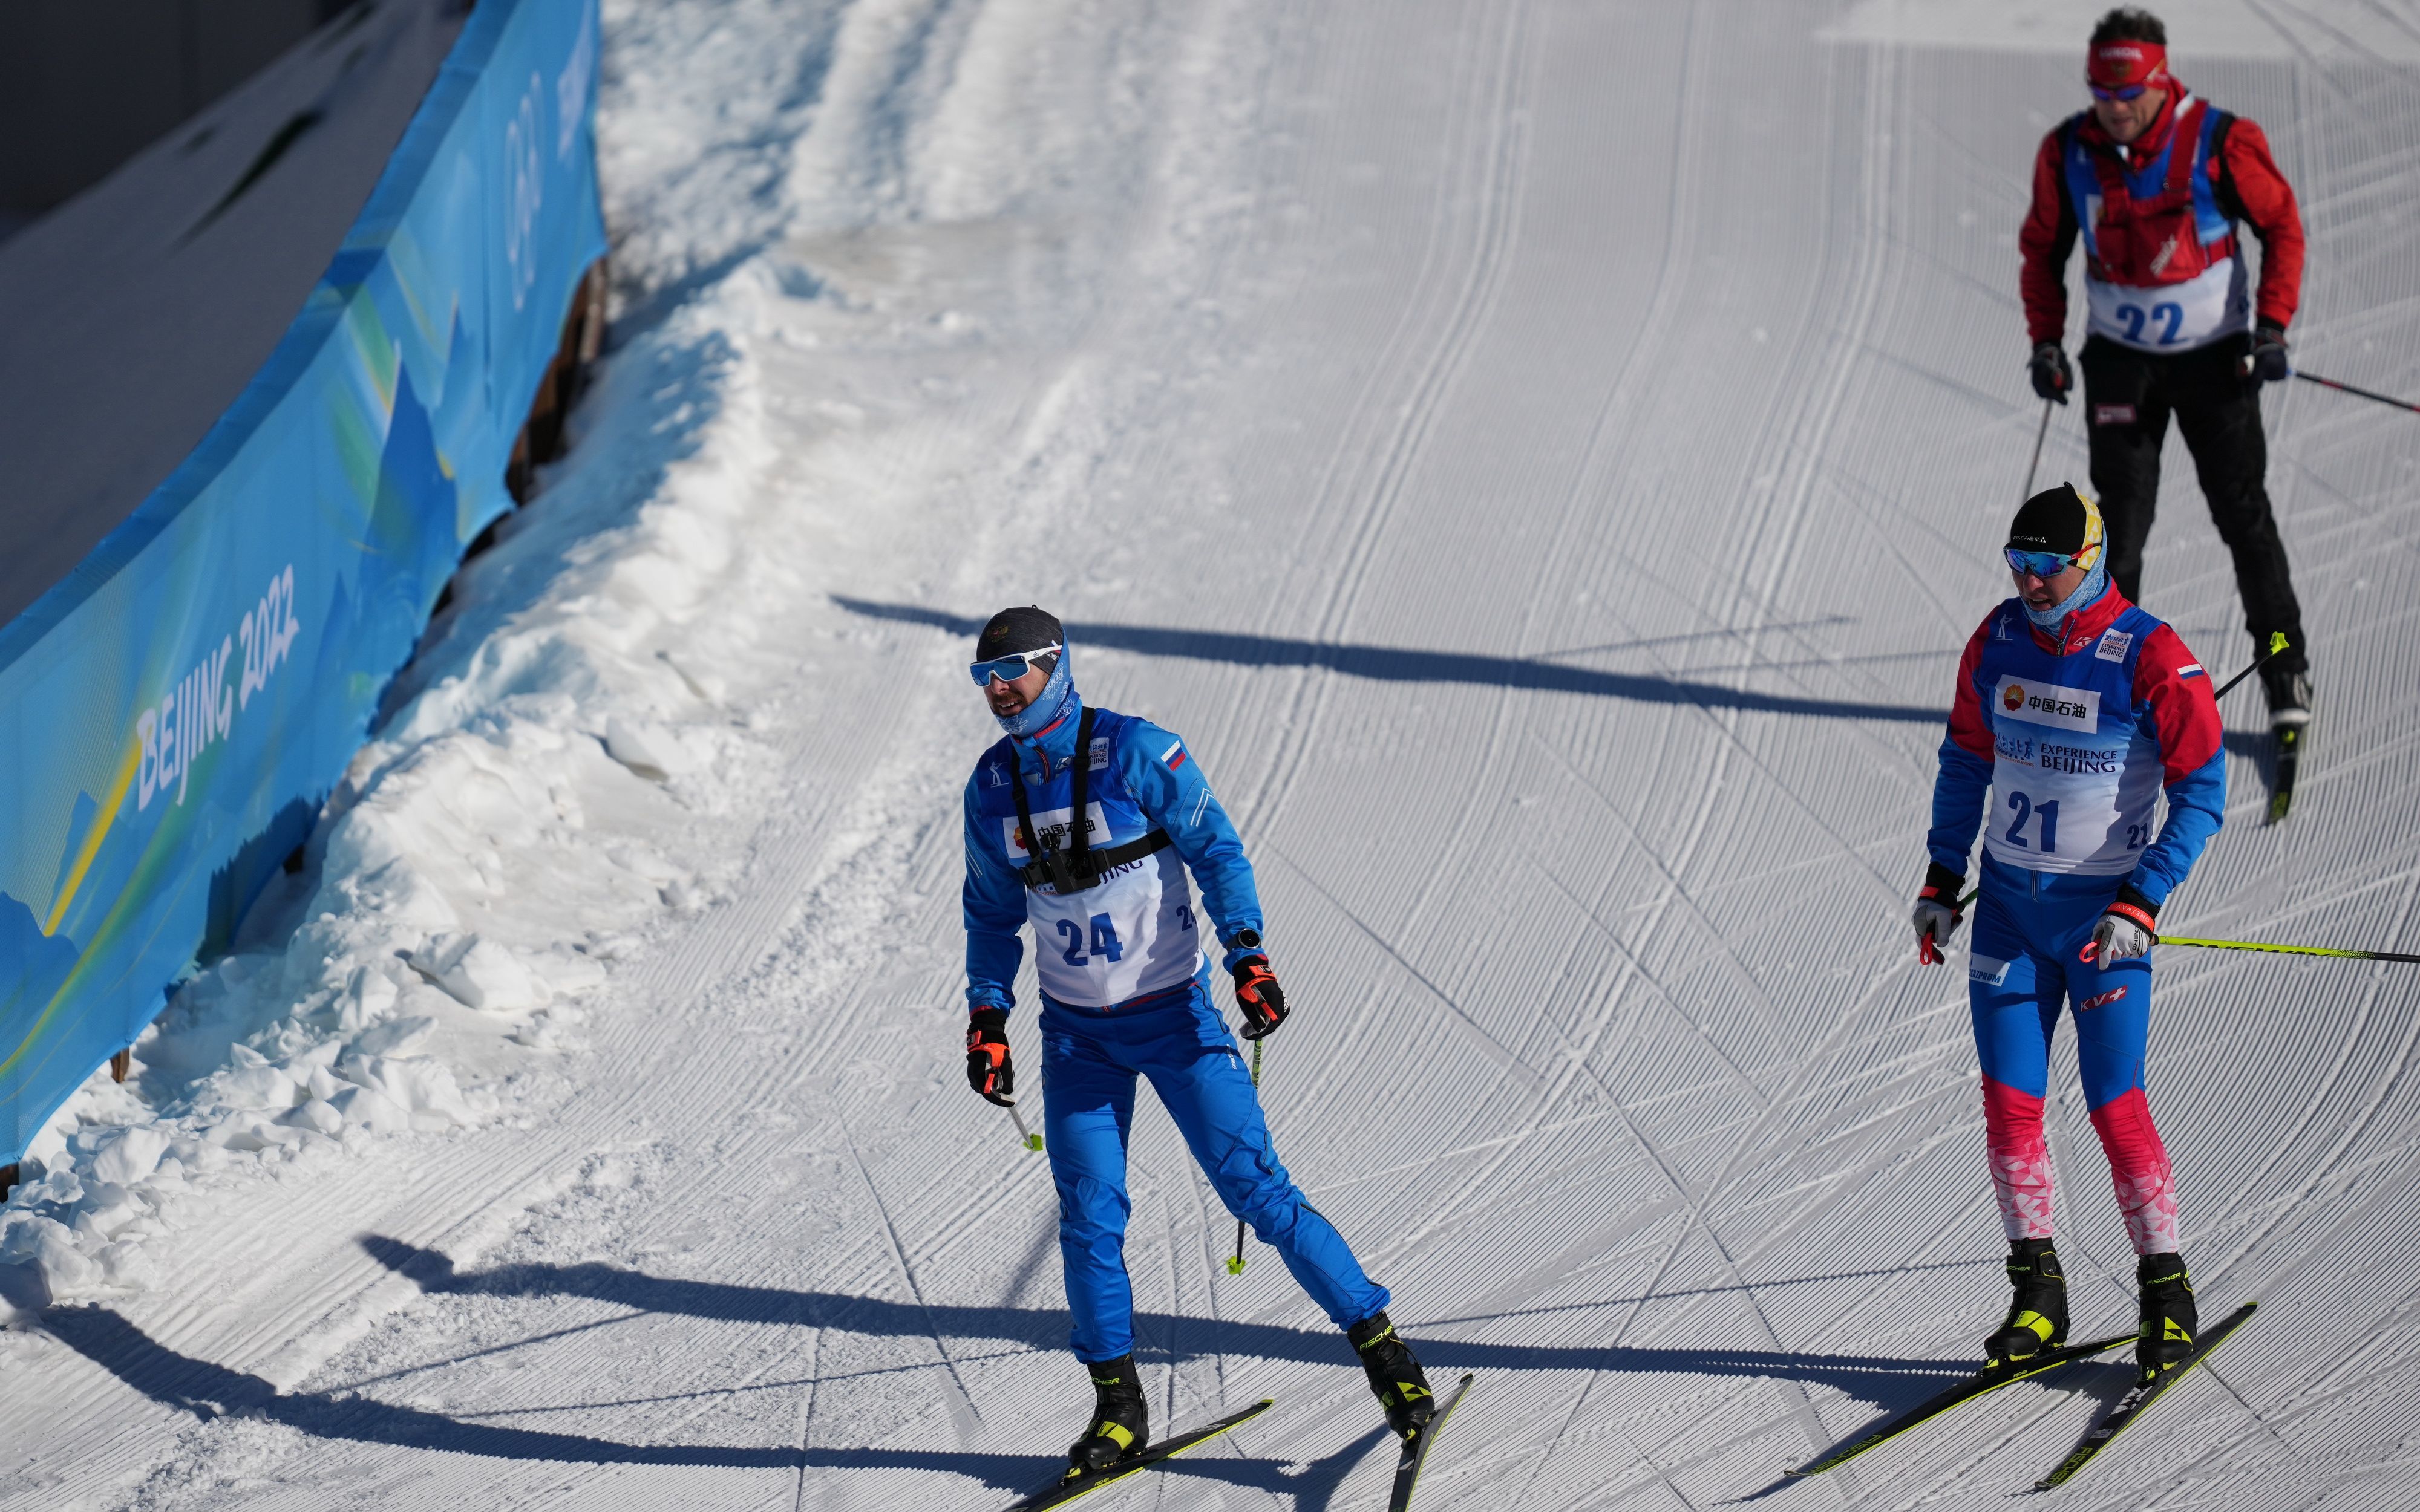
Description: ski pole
2021,397,2054,501
1006,1100,1042,1153
1225,1037,1263,1274
2212,631,2291,701
2294,369,2420,416
2154,935,2420,966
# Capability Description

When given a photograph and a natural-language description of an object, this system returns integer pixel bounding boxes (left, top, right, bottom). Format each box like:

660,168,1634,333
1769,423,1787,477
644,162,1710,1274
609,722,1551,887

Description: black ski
2033,1301,2258,1490
2267,726,2301,823
1789,1334,2133,1476
1389,1373,1475,1511
1006,1398,1274,1511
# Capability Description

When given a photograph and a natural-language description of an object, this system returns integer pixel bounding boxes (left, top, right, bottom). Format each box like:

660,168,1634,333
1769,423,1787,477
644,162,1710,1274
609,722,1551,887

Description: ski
2267,725,2301,823
1005,1398,1274,1511
1788,1334,2134,1476
1389,1373,1476,1511
2033,1301,2258,1490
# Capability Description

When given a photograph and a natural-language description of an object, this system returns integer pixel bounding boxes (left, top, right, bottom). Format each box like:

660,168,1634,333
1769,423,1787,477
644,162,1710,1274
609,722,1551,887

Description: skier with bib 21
1912,485,2224,1373
957,605,1436,1481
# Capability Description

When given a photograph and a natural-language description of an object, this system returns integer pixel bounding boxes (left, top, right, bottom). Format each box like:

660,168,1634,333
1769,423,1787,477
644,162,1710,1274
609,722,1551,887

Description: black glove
2029,342,2072,404
2245,324,2290,383
1231,957,1288,1040
966,1008,1015,1105
1911,861,1966,966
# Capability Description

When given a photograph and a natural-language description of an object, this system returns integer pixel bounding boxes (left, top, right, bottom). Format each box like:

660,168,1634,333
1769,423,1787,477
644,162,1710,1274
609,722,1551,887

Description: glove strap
2104,900,2159,943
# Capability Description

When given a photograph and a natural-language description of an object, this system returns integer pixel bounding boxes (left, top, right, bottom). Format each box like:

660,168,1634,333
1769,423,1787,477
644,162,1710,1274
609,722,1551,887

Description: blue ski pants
1039,974,1388,1363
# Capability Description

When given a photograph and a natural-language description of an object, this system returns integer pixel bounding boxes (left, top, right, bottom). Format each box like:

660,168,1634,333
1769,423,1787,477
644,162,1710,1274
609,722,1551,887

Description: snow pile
0,160,818,1321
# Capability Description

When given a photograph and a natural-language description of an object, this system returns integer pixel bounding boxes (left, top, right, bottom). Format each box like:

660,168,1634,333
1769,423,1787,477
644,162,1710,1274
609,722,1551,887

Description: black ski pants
2080,332,2307,674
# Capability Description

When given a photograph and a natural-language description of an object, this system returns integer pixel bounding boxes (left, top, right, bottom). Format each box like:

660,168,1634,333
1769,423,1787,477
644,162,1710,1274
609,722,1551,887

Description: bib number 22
2115,301,2185,346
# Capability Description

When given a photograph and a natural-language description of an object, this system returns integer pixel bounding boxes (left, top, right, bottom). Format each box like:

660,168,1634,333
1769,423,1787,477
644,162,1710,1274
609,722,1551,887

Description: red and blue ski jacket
1929,583,2224,905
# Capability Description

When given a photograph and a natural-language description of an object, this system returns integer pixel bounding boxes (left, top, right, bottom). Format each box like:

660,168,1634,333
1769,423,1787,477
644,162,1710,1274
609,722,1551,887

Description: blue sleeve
1117,720,1266,969
962,772,1027,1014
2127,747,2225,907
1926,737,1994,876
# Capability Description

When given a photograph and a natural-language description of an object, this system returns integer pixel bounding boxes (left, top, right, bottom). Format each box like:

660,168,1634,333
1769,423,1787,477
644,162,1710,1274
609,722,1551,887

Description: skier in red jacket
2018,8,2311,734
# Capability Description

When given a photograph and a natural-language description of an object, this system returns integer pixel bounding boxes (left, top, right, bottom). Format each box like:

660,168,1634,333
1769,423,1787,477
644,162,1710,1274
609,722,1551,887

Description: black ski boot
1983,1239,2069,1363
1064,1354,1148,1477
2260,663,2313,732
2137,1253,2198,1370
1349,1311,1436,1442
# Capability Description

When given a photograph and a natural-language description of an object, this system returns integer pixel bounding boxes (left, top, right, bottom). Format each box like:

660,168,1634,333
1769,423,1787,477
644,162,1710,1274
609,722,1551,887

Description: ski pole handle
1226,1037,1263,1274
1006,1101,1042,1153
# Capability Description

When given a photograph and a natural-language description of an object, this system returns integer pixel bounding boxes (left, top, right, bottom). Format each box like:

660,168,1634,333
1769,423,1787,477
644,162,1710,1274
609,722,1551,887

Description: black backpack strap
1069,706,1097,873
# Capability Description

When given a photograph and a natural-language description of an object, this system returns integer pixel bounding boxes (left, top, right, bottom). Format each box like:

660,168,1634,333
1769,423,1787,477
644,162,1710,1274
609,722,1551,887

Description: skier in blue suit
958,605,1434,1479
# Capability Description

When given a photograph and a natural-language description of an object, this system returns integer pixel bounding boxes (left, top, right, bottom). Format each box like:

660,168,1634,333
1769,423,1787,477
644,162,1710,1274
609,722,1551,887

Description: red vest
2061,96,2237,290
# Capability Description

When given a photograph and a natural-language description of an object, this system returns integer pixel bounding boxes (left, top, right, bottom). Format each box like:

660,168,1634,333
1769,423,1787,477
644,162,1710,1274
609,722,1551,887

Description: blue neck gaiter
2026,558,2110,633
995,651,1075,740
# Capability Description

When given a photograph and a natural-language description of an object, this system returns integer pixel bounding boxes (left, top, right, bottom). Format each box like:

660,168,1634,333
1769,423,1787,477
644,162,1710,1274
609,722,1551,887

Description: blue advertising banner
0,0,606,1164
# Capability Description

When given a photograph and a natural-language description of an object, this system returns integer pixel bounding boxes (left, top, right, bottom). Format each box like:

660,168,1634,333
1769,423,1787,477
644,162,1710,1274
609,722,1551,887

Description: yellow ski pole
1226,1037,1263,1274
2157,935,2420,966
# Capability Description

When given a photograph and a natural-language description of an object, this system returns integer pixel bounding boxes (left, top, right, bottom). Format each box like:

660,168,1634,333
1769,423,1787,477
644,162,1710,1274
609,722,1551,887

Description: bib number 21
2004,792,2060,855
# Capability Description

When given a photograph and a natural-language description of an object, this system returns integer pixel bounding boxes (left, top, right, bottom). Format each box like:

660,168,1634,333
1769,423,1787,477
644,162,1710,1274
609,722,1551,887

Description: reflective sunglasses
969,643,1062,686
2005,547,2084,578
2088,79,2152,101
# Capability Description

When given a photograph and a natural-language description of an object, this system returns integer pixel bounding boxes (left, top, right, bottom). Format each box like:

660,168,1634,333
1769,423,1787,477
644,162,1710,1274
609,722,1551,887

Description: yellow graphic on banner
45,735,142,938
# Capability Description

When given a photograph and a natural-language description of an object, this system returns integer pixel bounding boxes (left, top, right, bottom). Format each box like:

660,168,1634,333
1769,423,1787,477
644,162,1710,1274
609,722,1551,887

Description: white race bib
2085,259,2248,353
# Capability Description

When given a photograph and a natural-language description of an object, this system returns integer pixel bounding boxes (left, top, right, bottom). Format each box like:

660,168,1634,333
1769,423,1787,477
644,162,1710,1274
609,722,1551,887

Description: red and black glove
1231,956,1288,1040
966,1008,1015,1105
1911,861,1966,965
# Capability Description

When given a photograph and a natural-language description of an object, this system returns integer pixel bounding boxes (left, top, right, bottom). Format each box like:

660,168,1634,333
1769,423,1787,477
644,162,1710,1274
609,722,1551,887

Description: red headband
2087,40,2168,90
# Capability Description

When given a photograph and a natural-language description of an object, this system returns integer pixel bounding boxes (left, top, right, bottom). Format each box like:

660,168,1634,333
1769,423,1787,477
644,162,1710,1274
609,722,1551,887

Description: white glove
2090,902,2157,968
1912,898,1960,961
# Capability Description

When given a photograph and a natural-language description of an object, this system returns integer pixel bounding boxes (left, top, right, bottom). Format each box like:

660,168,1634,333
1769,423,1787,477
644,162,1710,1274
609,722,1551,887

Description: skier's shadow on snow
353,1237,1963,1407
46,1242,1975,1506
42,1291,1393,1508
38,1302,1056,1491
832,598,1949,725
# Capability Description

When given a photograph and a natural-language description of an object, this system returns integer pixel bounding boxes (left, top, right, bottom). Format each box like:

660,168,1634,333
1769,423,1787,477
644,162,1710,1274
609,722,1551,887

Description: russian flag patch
1162,738,1186,769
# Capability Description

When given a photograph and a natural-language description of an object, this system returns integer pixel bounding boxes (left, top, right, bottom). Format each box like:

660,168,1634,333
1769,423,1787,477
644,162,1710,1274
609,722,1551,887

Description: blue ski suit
963,680,1388,1362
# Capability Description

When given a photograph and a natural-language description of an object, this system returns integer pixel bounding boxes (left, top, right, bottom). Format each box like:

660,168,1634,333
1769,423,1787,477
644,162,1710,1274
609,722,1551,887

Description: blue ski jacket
963,685,1264,1013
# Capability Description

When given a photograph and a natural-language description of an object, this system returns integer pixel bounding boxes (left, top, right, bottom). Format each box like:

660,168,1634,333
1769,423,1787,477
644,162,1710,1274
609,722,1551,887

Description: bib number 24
1058,913,1126,966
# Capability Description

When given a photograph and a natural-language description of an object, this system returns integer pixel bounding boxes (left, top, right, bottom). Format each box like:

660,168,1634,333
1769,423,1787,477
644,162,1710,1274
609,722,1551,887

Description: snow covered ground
8,1,2420,1508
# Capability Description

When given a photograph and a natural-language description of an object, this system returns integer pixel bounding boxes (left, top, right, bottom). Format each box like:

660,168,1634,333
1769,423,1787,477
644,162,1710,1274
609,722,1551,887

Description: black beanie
976,605,1063,659
2007,483,2102,558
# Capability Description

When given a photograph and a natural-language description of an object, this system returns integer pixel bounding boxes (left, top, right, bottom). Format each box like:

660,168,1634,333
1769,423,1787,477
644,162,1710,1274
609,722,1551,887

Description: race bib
2085,260,2246,351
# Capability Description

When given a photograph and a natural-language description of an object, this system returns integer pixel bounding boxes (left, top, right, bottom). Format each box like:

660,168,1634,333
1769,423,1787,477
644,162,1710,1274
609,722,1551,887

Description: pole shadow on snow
832,598,1949,726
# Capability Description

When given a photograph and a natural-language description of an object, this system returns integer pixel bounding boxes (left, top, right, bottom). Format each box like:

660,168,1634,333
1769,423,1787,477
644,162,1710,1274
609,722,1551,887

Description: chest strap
1007,706,1172,893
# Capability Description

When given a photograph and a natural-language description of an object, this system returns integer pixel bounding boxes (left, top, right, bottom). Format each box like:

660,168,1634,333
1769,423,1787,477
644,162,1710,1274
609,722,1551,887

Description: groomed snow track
8,2,2420,1509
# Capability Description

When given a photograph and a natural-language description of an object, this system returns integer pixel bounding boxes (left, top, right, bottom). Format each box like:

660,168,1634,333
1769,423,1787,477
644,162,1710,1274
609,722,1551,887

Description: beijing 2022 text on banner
0,0,606,1165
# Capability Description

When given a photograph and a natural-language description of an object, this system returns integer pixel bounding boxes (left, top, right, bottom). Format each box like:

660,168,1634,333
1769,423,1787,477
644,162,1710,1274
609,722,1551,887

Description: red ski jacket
2018,85,2304,347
